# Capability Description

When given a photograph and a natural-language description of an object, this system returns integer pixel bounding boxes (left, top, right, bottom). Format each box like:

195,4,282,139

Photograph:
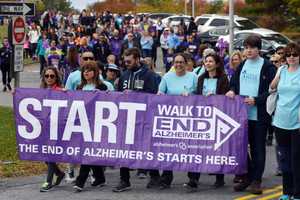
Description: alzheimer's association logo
152,105,240,150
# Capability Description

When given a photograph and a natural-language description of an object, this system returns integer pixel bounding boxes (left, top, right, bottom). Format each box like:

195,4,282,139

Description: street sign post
14,45,24,72
12,16,26,45
0,2,35,16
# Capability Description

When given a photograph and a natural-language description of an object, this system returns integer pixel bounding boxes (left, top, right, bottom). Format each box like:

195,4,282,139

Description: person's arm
158,76,167,95
270,66,283,90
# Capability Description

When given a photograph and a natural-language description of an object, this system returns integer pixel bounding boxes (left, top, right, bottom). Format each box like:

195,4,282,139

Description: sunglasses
286,53,299,58
82,57,94,61
271,60,279,64
45,74,55,79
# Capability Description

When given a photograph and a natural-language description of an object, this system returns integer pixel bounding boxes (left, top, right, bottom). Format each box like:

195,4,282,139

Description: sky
71,0,101,11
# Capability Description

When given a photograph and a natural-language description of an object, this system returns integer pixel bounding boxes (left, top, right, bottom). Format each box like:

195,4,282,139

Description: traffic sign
12,16,25,45
0,2,35,16
14,45,24,72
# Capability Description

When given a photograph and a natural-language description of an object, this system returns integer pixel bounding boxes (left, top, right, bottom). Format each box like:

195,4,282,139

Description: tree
41,0,72,12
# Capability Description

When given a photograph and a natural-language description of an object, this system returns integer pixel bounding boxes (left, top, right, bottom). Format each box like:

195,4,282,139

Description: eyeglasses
82,57,94,61
174,61,185,64
286,53,299,58
44,74,55,79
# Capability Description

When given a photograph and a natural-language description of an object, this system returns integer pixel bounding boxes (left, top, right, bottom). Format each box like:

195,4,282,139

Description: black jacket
121,40,141,56
117,64,160,94
229,58,276,123
93,41,111,64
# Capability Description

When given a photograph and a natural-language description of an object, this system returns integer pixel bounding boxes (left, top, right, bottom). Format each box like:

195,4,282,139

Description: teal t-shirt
273,66,300,130
159,71,197,95
82,84,97,91
239,57,264,120
193,66,205,77
202,78,217,96
65,70,114,91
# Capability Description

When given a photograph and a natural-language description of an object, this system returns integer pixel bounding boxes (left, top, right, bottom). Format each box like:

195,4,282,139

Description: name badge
134,80,144,90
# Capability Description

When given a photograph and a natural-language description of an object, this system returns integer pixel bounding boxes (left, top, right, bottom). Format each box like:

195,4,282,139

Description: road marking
234,185,282,200
256,191,283,200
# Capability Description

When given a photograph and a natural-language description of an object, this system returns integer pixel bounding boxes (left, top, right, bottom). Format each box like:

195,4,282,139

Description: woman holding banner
150,53,198,190
184,53,230,192
73,61,107,192
270,43,300,200
39,67,65,192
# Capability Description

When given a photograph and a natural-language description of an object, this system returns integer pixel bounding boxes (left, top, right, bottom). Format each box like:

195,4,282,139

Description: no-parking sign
12,16,25,45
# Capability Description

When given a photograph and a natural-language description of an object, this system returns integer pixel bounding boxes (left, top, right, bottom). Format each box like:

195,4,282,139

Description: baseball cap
107,64,120,71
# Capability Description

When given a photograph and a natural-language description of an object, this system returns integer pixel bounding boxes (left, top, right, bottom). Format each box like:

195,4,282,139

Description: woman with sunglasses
40,67,65,192
73,61,107,192
270,43,300,200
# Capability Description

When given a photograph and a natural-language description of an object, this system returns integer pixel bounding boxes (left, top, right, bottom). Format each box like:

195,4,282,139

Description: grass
0,106,46,178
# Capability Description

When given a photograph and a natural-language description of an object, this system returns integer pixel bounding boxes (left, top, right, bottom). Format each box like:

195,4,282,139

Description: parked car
161,15,192,27
199,26,240,46
148,13,173,24
219,28,292,47
195,14,259,33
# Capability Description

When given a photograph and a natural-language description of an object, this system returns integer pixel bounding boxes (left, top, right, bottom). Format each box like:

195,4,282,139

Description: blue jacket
229,58,276,123
117,64,160,94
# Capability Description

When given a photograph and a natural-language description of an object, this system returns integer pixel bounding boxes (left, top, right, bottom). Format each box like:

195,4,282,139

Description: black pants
39,55,47,75
0,64,11,85
46,162,63,184
120,167,160,183
275,127,300,198
246,120,268,182
29,43,37,58
75,165,105,188
188,172,224,182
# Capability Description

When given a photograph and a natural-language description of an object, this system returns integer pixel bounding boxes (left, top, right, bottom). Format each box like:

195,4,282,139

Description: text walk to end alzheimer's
14,88,248,174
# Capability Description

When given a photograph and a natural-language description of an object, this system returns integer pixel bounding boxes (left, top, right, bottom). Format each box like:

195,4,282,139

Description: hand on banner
225,90,235,98
244,97,255,105
157,91,165,95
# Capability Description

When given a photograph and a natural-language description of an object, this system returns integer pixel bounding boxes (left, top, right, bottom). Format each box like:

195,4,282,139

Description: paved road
0,59,282,200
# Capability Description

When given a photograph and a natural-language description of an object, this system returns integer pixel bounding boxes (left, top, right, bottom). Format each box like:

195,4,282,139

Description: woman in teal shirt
184,53,230,192
270,43,300,200
73,61,107,192
149,53,197,189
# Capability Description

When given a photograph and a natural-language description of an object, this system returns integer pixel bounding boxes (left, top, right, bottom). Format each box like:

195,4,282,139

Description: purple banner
14,88,248,174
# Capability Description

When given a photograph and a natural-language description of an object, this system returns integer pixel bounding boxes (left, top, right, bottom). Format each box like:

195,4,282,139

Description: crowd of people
1,9,300,200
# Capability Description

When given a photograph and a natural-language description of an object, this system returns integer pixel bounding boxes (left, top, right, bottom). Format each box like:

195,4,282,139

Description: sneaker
40,182,53,192
91,181,106,187
73,185,83,193
66,171,76,184
213,180,225,188
234,180,251,192
3,86,7,92
278,195,291,200
275,170,282,176
248,181,263,195
137,172,147,179
233,175,243,183
159,182,171,190
183,180,198,193
6,84,12,91
54,173,65,186
112,181,131,192
146,178,160,189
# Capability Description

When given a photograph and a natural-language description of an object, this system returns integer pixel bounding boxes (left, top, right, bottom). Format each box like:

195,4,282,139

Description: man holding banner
113,47,161,192
226,35,276,194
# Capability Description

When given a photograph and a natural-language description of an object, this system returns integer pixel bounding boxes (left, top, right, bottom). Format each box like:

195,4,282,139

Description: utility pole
192,0,195,17
229,0,234,55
